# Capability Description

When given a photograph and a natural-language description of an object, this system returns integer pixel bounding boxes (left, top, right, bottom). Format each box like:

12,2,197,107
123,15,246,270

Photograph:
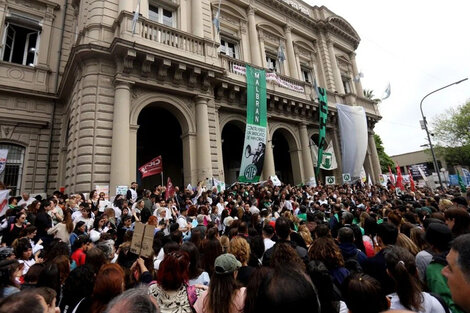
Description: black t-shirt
237,265,255,286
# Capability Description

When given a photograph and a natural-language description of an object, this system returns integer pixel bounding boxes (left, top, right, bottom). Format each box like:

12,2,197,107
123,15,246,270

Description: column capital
194,95,212,104
247,5,256,16
284,25,292,34
114,78,134,88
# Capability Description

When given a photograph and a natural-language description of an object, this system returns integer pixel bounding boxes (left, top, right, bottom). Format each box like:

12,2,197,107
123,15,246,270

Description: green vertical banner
316,87,328,176
239,65,267,183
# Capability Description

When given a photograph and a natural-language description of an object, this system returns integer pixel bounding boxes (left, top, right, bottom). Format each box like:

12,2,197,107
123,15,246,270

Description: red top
71,248,86,266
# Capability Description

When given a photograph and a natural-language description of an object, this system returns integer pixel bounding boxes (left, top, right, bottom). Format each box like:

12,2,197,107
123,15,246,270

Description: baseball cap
214,253,241,274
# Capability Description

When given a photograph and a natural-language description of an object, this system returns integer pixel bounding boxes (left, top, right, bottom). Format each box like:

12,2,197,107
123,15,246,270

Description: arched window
0,144,25,196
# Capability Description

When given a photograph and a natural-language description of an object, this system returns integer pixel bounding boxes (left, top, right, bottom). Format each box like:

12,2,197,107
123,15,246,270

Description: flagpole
161,172,163,186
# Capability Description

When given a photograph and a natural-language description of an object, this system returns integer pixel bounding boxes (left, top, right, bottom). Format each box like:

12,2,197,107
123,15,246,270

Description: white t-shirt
389,292,446,313
264,238,275,251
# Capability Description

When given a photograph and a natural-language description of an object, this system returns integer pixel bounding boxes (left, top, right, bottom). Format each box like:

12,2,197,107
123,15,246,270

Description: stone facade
0,0,381,195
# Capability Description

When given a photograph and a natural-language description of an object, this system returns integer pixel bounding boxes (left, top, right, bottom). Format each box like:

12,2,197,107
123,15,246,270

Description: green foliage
432,101,470,147
374,134,394,173
432,100,470,167
363,89,381,103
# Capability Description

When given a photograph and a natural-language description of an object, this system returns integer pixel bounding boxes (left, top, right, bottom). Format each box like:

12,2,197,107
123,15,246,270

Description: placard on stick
130,222,155,258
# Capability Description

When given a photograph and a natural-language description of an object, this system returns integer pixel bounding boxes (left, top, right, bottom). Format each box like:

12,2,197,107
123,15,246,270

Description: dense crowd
0,179,470,313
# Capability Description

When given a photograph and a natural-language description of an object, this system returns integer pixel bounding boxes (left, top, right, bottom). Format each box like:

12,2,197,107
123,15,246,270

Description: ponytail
385,246,423,311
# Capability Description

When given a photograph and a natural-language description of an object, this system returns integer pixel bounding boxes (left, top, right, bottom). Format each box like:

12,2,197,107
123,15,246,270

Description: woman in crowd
181,242,210,286
70,221,87,246
90,215,108,242
2,212,27,247
74,206,94,232
14,238,38,275
384,245,446,313
0,259,24,297
444,207,470,238
71,235,92,267
47,211,74,244
149,250,204,313
194,253,245,313
342,273,389,313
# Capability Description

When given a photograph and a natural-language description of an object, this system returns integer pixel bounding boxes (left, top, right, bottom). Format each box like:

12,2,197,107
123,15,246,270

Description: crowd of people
0,179,470,313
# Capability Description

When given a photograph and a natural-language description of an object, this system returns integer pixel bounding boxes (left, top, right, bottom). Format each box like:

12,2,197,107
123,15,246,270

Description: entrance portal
272,130,294,185
137,106,183,189
222,122,244,184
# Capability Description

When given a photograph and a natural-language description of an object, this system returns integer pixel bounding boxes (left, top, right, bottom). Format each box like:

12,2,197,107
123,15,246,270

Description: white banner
270,175,282,187
337,104,368,181
309,139,337,170
0,189,10,217
232,64,305,93
0,149,8,175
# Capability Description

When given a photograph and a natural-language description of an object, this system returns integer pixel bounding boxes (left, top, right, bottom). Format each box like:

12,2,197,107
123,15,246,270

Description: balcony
220,54,315,101
115,11,219,64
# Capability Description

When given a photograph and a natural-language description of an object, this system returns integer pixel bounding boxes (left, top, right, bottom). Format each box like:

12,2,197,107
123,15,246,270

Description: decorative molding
141,54,154,77
1,125,15,139
123,49,136,74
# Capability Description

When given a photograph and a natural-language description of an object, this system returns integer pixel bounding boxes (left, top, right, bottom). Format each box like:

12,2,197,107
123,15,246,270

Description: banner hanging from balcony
232,64,304,93
0,149,8,175
315,87,328,176
337,103,368,181
239,65,267,183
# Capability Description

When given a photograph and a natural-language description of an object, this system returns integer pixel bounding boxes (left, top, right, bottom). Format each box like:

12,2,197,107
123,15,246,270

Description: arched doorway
272,130,294,185
137,106,183,189
221,121,244,184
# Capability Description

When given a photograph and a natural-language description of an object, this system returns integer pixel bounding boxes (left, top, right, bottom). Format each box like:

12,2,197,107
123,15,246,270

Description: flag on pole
354,72,364,82
388,165,395,185
165,177,175,200
396,165,405,191
139,156,163,178
408,169,416,192
131,0,141,35
382,82,391,100
213,0,222,35
458,174,467,192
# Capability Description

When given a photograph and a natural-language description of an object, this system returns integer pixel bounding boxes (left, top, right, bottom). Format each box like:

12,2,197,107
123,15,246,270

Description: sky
305,0,470,156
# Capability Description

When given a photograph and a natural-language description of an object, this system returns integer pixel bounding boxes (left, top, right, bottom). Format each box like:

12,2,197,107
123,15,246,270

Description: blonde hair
298,225,313,247
396,233,420,256
219,235,230,253
228,236,251,264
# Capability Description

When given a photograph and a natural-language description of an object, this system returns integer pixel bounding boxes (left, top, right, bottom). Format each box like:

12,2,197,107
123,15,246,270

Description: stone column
327,40,345,94
299,124,314,182
368,132,382,182
195,97,213,181
285,26,299,80
350,52,363,97
240,22,251,63
110,81,132,195
129,124,140,183
258,30,267,68
192,0,204,37
37,12,53,68
263,124,275,178
247,6,262,67
119,0,134,12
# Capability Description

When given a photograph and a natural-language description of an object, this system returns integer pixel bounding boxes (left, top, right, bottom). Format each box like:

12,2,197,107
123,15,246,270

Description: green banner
239,66,267,183
316,87,328,176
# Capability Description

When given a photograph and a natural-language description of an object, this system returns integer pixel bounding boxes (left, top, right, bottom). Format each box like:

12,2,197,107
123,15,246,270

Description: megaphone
245,145,256,158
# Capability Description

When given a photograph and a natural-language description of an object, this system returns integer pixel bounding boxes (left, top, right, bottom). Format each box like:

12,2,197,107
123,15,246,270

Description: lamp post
419,78,468,190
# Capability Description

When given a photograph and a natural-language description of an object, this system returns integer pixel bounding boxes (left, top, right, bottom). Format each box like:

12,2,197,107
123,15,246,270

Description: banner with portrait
239,65,267,183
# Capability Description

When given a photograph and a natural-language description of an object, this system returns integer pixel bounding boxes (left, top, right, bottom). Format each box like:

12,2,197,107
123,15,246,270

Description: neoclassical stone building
0,0,381,195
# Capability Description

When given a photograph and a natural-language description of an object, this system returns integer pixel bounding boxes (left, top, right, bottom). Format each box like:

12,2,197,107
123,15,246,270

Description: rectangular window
220,38,239,59
148,4,175,27
2,23,40,66
301,66,312,83
266,54,278,72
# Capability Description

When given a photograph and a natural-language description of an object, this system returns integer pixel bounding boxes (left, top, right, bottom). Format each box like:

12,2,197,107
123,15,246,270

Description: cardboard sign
342,173,351,183
95,185,109,199
116,186,128,196
130,222,155,258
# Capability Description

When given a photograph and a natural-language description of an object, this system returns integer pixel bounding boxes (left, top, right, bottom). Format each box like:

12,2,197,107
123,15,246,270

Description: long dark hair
181,242,203,280
384,246,422,311
204,271,241,313
74,221,86,235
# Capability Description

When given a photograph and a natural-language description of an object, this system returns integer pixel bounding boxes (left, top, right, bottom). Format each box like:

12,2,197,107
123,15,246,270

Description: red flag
165,177,175,201
139,156,162,178
408,169,416,192
396,165,405,191
388,166,395,185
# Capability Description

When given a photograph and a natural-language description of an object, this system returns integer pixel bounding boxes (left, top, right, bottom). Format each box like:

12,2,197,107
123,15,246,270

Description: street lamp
419,78,468,189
